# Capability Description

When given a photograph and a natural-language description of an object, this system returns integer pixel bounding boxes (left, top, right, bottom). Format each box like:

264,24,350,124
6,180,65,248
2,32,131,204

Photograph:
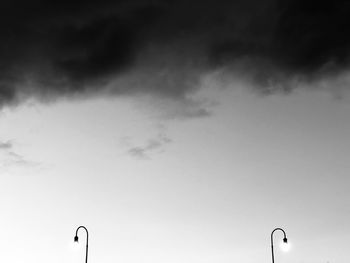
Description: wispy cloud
0,140,13,150
0,140,39,170
123,133,172,160
7,151,38,167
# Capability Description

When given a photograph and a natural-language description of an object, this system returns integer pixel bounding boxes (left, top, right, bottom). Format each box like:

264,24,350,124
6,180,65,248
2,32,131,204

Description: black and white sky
1,1,350,263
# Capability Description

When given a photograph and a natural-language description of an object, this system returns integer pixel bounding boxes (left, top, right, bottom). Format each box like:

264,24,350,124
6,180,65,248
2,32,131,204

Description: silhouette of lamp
74,226,89,263
271,228,288,263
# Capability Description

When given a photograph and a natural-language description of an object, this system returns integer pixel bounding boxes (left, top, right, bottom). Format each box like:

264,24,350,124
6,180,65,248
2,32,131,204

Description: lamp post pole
74,226,89,263
271,228,288,263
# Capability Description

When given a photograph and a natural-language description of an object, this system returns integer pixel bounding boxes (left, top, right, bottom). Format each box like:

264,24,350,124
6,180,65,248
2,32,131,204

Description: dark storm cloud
273,0,350,72
0,0,349,106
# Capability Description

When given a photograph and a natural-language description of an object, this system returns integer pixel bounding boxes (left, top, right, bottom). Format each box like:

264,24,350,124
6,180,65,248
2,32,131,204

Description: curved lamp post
271,228,288,263
74,226,89,263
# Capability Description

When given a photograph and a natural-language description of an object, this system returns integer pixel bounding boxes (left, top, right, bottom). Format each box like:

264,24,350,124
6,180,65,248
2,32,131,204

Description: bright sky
1,77,350,263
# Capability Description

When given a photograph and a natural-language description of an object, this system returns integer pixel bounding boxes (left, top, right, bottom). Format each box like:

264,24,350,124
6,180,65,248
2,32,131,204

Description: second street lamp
74,226,89,263
271,227,288,263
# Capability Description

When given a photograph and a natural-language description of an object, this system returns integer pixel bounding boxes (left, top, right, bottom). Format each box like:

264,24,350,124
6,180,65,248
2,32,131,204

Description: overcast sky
1,1,350,263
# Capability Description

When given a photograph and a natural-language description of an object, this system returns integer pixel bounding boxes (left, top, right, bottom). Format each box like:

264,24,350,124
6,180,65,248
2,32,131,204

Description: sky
1,1,350,263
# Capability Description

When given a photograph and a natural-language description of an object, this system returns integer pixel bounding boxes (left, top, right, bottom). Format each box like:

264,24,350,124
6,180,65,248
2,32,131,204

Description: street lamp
74,226,89,263
271,228,288,263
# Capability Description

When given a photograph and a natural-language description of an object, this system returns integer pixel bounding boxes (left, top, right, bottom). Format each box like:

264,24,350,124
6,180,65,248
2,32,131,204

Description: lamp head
74,236,79,242
280,237,290,252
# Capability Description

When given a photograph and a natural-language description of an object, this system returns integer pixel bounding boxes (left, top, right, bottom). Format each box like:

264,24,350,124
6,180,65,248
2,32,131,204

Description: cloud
0,0,349,107
0,140,38,169
124,133,172,159
5,151,34,166
0,140,12,149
